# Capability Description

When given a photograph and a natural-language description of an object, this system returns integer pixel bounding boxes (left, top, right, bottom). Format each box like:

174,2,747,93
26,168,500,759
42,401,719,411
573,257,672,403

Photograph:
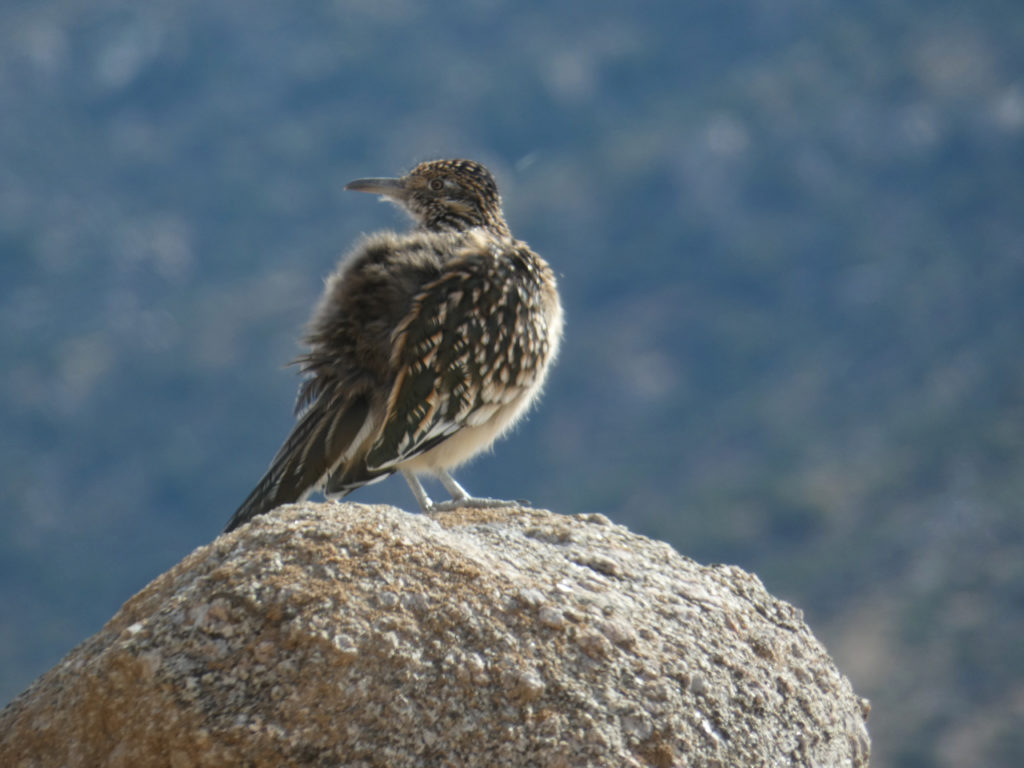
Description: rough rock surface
0,503,870,767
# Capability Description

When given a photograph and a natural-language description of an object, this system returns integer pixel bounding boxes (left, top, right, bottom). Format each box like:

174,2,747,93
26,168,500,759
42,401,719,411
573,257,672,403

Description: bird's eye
429,178,445,192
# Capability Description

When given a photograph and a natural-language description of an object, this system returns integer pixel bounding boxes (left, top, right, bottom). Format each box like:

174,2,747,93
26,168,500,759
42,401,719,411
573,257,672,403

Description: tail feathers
323,458,393,498
225,394,371,532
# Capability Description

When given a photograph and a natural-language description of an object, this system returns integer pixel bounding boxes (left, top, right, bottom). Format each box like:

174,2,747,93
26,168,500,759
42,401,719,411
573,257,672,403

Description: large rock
0,503,870,767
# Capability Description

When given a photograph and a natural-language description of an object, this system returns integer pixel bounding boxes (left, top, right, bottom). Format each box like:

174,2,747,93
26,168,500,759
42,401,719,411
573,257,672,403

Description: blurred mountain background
1,1,1022,765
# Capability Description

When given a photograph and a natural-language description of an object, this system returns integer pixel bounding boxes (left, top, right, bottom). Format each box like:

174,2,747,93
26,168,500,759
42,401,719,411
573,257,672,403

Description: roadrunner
225,159,563,532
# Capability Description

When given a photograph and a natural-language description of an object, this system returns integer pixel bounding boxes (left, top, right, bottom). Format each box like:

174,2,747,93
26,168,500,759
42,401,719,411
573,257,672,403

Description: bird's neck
421,212,511,239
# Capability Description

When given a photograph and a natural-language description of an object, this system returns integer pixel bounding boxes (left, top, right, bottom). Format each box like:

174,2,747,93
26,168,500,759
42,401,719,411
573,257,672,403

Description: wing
366,270,477,471
360,241,533,474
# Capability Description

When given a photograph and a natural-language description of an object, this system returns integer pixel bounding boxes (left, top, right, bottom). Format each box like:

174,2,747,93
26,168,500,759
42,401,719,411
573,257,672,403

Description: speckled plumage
226,159,562,531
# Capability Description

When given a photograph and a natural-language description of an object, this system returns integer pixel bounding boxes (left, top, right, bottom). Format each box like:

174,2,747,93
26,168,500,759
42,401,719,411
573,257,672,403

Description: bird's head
346,159,509,236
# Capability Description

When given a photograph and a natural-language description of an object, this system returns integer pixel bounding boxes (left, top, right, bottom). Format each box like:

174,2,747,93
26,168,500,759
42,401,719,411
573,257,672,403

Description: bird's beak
344,177,408,199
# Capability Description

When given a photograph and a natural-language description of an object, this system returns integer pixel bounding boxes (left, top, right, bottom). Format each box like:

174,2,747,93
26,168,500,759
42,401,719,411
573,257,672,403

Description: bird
225,159,563,532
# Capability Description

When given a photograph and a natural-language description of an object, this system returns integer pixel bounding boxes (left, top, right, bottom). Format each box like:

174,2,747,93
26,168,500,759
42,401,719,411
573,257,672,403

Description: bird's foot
403,470,530,513
428,496,525,512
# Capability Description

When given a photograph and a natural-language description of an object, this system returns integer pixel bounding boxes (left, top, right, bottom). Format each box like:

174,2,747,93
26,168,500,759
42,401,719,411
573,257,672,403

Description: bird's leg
429,470,523,511
438,470,471,502
401,470,435,512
